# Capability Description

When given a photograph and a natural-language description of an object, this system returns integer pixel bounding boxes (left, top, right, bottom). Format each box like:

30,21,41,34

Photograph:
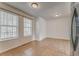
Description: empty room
0,2,78,56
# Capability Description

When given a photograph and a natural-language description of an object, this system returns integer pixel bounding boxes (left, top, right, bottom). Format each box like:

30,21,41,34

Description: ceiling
5,2,71,20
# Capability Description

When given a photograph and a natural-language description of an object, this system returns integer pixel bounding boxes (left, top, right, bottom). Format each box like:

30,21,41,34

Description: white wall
36,17,47,41
35,15,71,41
47,16,71,40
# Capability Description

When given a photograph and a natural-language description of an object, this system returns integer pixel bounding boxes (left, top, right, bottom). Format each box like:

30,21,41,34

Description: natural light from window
0,10,19,40
24,18,32,36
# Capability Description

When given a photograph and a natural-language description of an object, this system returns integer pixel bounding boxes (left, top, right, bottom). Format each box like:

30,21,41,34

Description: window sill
0,37,18,41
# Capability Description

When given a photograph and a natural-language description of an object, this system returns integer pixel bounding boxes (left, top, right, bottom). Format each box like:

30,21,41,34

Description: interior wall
35,15,72,41
36,17,47,41
0,3,34,53
46,15,71,40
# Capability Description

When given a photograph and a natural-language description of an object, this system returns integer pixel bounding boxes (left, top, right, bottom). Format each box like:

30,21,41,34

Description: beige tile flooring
0,38,70,56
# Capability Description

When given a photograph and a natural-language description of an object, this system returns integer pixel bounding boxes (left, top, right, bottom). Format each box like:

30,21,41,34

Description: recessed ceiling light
31,3,38,8
56,15,58,16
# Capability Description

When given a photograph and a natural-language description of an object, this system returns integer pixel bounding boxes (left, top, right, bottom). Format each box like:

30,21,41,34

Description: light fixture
56,15,58,17
31,3,38,8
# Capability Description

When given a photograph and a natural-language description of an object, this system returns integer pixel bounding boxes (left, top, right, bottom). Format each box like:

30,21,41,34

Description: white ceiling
5,2,71,20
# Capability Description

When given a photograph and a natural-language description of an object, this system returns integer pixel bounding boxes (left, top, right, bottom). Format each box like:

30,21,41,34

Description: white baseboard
37,37,70,41
46,37,70,40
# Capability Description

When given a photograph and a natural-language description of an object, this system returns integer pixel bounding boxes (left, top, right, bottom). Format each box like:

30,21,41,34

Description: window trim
24,17,33,37
0,10,19,40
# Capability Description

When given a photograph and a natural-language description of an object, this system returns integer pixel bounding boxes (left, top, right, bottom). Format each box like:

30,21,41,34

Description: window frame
0,9,19,41
24,17,33,37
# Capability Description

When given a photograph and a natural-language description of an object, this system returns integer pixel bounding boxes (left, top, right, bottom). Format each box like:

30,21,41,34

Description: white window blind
24,18,32,36
0,10,19,40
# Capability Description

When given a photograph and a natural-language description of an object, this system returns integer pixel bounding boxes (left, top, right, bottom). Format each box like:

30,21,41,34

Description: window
0,10,19,40
24,18,32,36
